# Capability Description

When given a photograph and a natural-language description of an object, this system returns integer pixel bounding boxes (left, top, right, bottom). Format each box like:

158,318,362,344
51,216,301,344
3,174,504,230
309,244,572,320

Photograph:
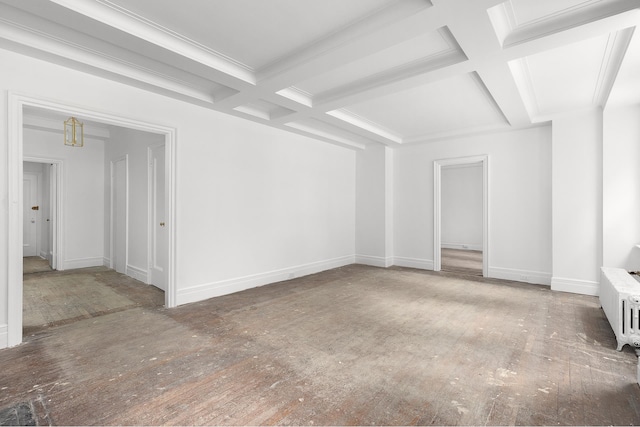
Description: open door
23,172,39,257
149,144,167,291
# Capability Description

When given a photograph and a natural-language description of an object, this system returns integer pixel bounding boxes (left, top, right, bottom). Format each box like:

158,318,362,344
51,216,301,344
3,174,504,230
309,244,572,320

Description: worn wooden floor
2,264,640,425
441,248,482,276
22,257,52,274
22,266,164,335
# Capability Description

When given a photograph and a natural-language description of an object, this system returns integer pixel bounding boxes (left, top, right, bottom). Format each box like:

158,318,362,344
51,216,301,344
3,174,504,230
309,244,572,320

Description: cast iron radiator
600,267,640,351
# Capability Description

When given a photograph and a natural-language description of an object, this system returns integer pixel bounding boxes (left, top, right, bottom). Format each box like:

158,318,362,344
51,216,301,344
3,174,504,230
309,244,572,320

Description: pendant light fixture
64,116,84,147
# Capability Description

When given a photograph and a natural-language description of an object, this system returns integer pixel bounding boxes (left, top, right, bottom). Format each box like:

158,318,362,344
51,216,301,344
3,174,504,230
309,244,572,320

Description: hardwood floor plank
3,265,640,425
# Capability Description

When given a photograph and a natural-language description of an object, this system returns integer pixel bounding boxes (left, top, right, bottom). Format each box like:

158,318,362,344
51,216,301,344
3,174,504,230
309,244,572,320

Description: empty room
2,0,640,425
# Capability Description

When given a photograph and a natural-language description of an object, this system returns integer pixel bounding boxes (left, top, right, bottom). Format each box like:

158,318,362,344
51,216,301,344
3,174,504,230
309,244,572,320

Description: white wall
551,109,603,295
104,127,165,282
355,144,394,267
441,164,483,250
0,46,356,341
394,126,552,283
23,127,105,270
603,104,640,271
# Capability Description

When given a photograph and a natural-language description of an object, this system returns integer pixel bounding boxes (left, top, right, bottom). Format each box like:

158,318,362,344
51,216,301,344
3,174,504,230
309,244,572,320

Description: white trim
434,155,489,277
551,276,599,296
126,264,148,283
441,243,483,251
393,257,434,270
48,0,256,84
0,324,7,349
489,267,551,286
63,257,104,270
109,155,129,273
177,256,355,306
6,91,178,348
355,255,393,268
103,257,111,267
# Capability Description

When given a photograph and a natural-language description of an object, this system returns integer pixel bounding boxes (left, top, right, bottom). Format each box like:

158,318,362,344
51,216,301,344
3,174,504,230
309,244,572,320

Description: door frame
110,155,129,273
433,155,489,277
23,157,63,270
7,92,177,348
147,143,166,289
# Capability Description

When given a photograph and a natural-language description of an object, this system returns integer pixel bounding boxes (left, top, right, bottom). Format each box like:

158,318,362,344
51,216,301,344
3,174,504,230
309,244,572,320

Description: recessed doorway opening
8,93,177,347
433,155,488,277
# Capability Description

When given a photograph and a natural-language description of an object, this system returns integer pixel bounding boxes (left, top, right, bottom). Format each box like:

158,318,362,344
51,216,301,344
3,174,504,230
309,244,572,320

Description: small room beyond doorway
440,163,483,276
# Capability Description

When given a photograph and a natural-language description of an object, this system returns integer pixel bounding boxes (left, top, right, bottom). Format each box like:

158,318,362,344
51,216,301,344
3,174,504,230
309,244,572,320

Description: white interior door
49,163,57,269
112,158,127,274
23,172,39,257
150,145,166,291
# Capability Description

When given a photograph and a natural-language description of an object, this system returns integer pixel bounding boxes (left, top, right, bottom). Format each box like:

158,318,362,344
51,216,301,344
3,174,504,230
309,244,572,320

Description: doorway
7,93,177,348
22,158,62,272
433,155,488,277
440,163,483,276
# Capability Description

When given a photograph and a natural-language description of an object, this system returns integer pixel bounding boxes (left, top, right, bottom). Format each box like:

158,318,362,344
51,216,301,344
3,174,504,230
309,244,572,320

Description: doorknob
31,206,39,211
160,222,165,227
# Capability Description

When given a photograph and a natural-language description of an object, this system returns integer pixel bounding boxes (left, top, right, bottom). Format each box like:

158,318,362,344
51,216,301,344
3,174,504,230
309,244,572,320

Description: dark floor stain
0,402,35,426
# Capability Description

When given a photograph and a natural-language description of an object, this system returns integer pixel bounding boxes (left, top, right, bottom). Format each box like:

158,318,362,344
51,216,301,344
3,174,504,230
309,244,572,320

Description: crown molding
326,109,402,144
276,87,314,108
0,9,222,105
503,0,640,48
285,121,367,150
508,57,540,121
593,27,635,108
49,0,256,84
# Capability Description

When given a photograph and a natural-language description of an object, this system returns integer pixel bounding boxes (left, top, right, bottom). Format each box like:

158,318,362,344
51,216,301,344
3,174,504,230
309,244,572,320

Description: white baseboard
355,255,393,268
0,324,7,349
442,243,483,251
63,257,104,270
39,250,48,259
126,264,148,283
103,257,111,267
393,257,434,270
489,267,551,286
551,276,599,296
177,255,355,306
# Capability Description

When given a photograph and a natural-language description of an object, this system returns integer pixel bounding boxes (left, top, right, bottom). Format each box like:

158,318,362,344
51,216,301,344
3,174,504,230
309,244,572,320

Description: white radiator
600,267,640,351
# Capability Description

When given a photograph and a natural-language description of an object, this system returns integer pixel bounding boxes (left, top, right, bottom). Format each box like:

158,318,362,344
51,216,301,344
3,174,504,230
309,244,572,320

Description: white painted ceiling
2,0,639,149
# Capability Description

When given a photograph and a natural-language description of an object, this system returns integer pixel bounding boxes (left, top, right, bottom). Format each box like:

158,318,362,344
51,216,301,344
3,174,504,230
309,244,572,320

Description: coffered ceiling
1,0,639,149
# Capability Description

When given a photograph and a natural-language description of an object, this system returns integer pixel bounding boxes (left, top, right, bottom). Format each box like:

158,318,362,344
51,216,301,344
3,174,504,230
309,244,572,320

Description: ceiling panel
513,33,611,117
509,0,600,27
1,0,638,148
607,28,640,107
106,0,395,70
293,28,454,97
342,73,507,139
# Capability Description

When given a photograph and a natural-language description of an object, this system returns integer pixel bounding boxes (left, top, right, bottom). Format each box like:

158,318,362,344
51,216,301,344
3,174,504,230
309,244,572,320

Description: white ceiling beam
502,8,640,62
48,0,256,86
437,0,532,127
0,10,220,105
213,0,445,111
